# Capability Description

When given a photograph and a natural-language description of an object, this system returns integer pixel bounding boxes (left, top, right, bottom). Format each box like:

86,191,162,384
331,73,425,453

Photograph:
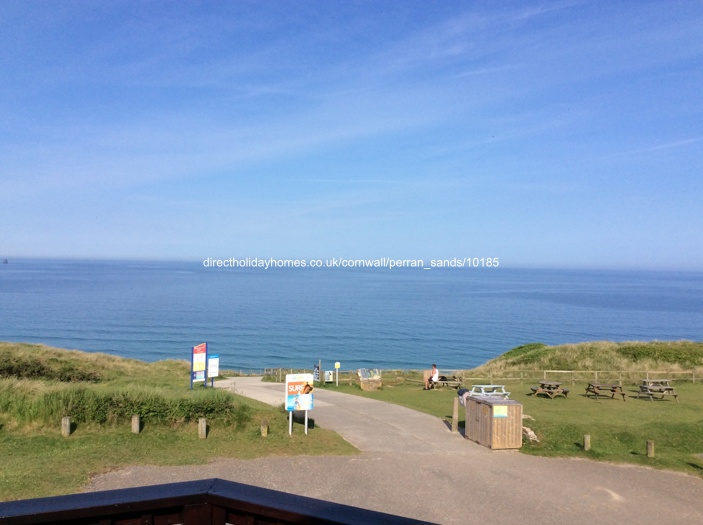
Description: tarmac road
84,377,703,525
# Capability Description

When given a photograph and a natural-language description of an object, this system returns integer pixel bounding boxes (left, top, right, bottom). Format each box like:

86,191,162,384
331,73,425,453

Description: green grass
4,340,703,501
0,406,356,501
324,373,703,477
0,343,357,501
517,381,703,469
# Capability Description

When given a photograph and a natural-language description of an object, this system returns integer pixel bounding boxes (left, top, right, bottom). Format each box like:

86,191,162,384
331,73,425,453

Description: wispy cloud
2,1,702,266
647,137,703,152
601,137,703,162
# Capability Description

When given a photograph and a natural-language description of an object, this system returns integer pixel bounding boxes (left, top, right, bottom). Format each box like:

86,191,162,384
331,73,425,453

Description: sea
1,259,702,372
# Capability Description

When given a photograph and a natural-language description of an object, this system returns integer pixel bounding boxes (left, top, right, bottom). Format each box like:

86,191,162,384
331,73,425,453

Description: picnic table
423,371,463,389
437,375,463,388
637,379,679,402
530,381,569,399
468,384,510,398
585,382,626,401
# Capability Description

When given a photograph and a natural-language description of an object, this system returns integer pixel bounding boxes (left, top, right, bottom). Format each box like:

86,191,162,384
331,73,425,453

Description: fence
263,368,359,383
260,368,700,385
461,369,699,384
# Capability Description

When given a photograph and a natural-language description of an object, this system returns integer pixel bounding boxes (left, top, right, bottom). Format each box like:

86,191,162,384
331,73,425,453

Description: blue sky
1,1,702,269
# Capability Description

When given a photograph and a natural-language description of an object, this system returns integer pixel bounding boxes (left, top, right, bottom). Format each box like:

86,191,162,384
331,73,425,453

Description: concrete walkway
85,377,703,525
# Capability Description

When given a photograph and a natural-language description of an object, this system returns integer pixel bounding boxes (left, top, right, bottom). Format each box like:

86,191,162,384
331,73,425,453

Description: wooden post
198,418,207,439
647,440,654,458
451,397,459,433
61,416,71,437
131,414,140,434
261,419,268,438
583,434,591,451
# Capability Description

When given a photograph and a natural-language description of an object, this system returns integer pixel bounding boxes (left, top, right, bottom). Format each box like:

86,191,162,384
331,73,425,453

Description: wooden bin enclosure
359,378,382,391
358,368,382,391
466,396,523,450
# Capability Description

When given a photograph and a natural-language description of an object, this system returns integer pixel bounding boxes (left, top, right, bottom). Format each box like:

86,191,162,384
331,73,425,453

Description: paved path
85,377,703,525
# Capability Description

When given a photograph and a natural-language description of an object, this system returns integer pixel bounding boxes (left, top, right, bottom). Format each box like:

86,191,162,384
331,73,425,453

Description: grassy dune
468,340,703,379
0,342,248,425
0,341,188,385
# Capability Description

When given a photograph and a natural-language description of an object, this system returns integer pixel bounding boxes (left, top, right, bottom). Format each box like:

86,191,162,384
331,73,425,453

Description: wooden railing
462,369,700,384
259,368,701,385
0,478,433,525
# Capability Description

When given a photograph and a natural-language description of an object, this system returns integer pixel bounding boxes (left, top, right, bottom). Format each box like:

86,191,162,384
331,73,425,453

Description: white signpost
335,361,341,386
285,373,314,435
207,354,220,387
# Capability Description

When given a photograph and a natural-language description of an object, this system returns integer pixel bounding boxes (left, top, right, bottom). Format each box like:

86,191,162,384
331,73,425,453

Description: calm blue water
1,259,701,372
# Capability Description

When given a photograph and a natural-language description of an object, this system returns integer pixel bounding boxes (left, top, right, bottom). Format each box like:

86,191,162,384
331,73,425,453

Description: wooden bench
585,383,627,401
437,376,463,388
424,372,463,389
530,385,570,399
637,385,679,403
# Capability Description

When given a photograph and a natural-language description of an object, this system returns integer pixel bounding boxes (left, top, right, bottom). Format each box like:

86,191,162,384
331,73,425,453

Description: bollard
61,416,72,437
583,434,591,451
261,419,269,438
198,418,207,439
131,414,141,434
647,440,654,458
451,397,459,433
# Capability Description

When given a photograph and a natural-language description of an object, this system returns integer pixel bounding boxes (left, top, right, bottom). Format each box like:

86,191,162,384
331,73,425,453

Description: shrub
0,380,251,427
0,348,101,382
499,343,548,361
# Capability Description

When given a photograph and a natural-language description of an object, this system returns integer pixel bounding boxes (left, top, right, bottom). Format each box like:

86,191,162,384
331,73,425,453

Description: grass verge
324,376,703,477
0,343,357,501
0,396,356,501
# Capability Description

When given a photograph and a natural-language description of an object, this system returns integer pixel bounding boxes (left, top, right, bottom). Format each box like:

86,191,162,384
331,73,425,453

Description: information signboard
191,343,207,389
207,354,220,378
285,373,314,435
285,373,314,412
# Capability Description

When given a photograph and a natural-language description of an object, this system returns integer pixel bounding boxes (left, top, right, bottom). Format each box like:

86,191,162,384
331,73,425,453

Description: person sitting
424,364,439,390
